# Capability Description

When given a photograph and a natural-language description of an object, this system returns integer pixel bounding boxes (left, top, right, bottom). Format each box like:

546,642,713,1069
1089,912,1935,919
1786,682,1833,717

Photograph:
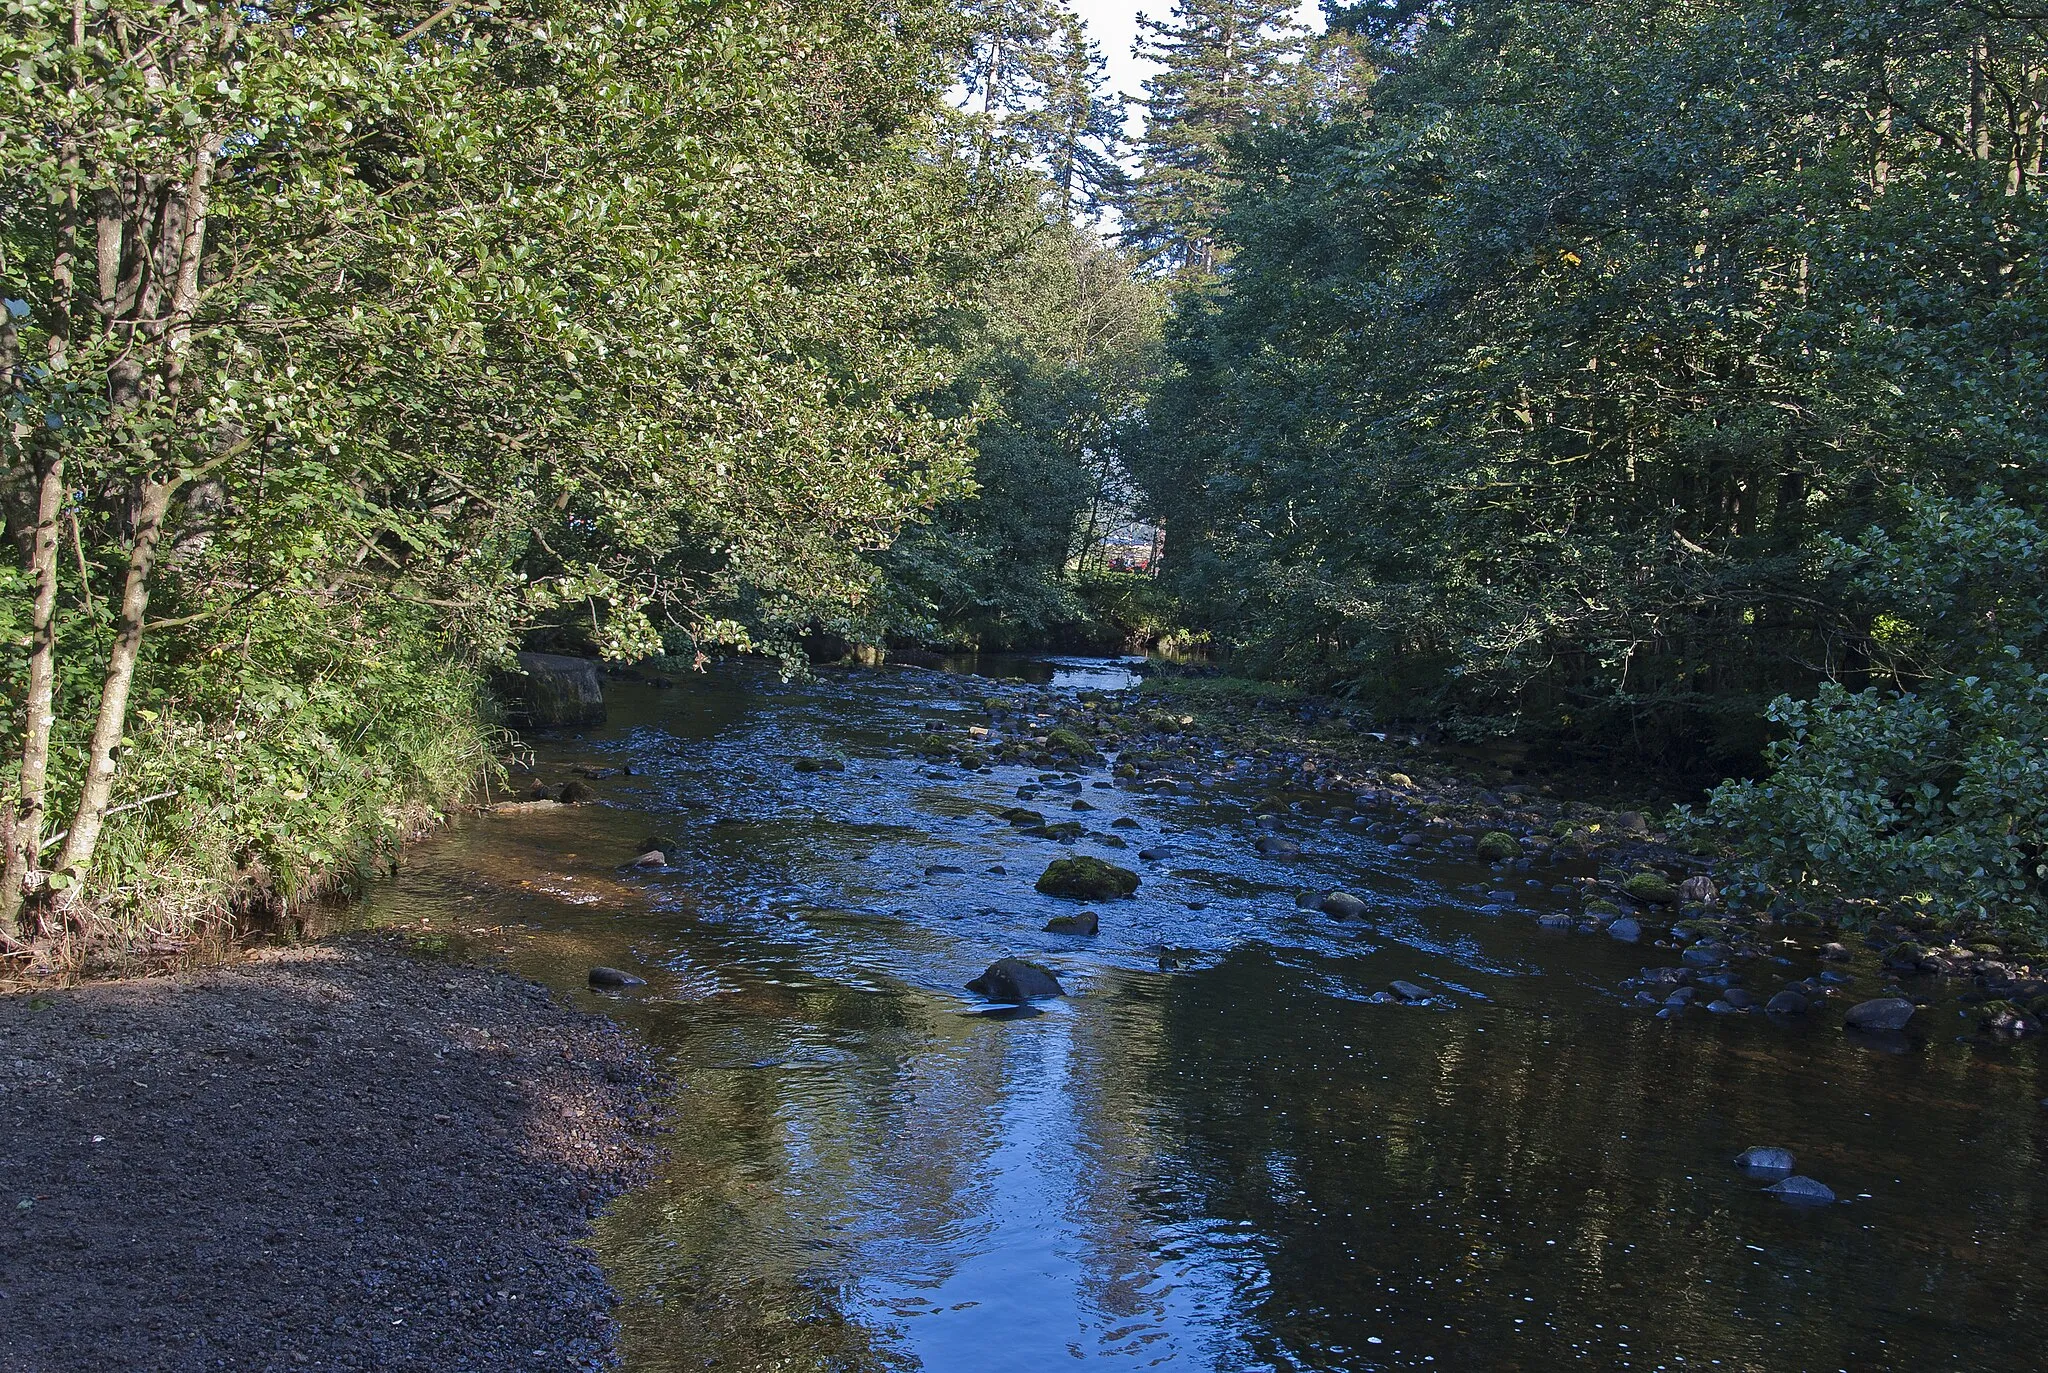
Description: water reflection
358,662,2048,1372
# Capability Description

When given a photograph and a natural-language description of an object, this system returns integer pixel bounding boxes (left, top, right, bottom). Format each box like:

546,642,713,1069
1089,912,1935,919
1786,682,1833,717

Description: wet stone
966,958,1066,1002
1390,981,1431,1002
1844,997,1916,1032
588,967,646,990
1766,1175,1836,1205
1609,917,1643,943
1735,1146,1797,1176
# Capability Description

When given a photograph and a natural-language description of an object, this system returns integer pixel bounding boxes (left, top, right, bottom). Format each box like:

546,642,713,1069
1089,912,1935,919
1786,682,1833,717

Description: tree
1,0,1000,940
1124,0,1308,273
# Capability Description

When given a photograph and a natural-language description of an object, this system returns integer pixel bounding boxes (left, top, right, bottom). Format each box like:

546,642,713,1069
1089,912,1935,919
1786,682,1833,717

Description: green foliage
1696,490,2048,934
0,0,1025,938
1132,1,2048,770
879,219,1165,648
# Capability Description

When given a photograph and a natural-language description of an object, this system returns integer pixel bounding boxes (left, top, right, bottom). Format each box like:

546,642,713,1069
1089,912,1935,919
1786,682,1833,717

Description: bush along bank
881,663,2048,1042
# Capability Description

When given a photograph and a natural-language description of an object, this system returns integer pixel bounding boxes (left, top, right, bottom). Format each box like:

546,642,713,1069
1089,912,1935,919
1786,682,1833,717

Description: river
357,657,2048,1372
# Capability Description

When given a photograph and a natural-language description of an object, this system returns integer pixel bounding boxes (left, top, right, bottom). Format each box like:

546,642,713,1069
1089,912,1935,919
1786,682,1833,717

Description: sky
1068,0,1325,125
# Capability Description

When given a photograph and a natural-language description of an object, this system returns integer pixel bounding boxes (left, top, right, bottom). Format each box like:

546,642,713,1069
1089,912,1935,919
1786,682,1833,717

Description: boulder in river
632,850,666,868
1000,807,1046,827
1389,980,1431,1002
1035,856,1139,900
1766,989,1810,1015
1137,847,1172,862
967,958,1066,1002
1608,917,1643,943
638,834,681,856
1321,891,1369,920
1256,835,1302,857
1844,997,1916,1032
1044,911,1099,936
587,967,646,989
557,780,594,805
1766,1175,1836,1205
499,651,607,728
1476,831,1521,863
793,756,846,773
1734,1146,1796,1177
1624,872,1678,904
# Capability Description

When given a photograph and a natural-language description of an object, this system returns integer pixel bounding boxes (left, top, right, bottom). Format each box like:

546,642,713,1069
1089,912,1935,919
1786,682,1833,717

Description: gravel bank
0,935,660,1372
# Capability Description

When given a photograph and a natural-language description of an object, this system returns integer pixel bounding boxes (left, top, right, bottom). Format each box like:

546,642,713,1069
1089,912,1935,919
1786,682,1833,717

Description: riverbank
0,933,661,1372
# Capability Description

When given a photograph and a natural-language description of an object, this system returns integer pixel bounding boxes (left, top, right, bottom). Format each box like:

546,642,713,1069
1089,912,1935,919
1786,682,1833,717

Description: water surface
359,660,2048,1372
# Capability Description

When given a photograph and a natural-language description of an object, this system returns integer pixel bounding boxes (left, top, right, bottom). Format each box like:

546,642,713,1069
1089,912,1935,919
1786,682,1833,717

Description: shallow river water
359,659,2048,1372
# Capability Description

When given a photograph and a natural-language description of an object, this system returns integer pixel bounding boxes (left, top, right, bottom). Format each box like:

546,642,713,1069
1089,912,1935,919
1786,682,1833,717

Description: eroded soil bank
0,935,660,1373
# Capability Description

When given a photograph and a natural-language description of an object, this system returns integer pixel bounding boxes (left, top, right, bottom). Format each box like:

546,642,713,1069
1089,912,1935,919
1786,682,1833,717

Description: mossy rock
1044,727,1097,756
1000,807,1046,827
793,756,845,773
1476,831,1521,863
1036,856,1140,900
957,751,987,769
1624,872,1679,905
1585,898,1623,918
909,734,955,758
1022,822,1086,842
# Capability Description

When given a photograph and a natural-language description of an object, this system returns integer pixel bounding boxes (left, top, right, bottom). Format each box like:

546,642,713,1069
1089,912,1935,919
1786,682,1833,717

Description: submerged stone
1035,856,1139,900
967,957,1066,1001
587,966,646,989
1766,1175,1836,1205
1321,890,1369,920
1843,997,1916,1032
1735,1146,1796,1176
1043,911,1099,936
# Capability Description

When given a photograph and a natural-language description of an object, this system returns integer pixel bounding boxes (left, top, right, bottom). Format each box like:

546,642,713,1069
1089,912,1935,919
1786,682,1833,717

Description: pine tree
1015,13,1129,221
1125,0,1308,273
961,2,1127,222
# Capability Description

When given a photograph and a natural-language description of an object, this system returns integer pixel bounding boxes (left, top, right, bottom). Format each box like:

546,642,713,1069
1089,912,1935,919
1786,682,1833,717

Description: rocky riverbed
339,654,2048,1372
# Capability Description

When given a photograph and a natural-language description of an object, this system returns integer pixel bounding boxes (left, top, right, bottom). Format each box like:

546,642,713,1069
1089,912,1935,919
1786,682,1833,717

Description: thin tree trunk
2,30,80,927
52,478,174,884
0,463,65,930
52,138,214,895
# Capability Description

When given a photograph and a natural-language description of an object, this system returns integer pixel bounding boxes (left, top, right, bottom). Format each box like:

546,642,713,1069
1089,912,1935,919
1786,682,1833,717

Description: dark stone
587,967,646,989
1044,911,1099,936
632,850,665,868
966,958,1065,1002
1110,817,1141,830
1844,997,1916,1032
1682,943,1726,967
1734,1146,1796,1176
1035,856,1140,900
1001,807,1047,826
1255,835,1302,857
499,652,607,728
1766,1175,1836,1205
1609,917,1642,943
1321,890,1369,920
557,780,594,805
638,835,680,856
1138,848,1172,862
1390,980,1431,1002
793,756,846,773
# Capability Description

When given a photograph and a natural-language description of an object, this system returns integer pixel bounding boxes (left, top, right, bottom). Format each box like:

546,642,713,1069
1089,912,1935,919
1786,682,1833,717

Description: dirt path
0,936,660,1372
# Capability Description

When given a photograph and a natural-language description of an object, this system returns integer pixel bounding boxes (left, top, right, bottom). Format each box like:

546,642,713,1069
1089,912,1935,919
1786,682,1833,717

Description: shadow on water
356,660,2048,1372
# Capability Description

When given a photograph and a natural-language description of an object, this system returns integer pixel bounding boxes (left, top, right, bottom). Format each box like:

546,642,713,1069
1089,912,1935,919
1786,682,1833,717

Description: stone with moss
1036,856,1140,900
1625,872,1679,904
1476,831,1521,863
1584,898,1622,917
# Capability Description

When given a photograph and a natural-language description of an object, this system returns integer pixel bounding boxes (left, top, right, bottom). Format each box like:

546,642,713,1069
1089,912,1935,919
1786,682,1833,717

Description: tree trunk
51,138,214,898
0,461,65,931
52,478,175,886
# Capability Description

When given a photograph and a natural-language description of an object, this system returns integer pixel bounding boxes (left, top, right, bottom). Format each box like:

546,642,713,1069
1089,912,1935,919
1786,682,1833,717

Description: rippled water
358,658,2048,1372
